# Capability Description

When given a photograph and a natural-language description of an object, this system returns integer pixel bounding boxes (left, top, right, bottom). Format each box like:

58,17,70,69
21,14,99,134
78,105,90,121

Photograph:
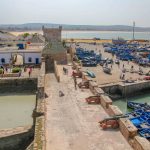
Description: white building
0,48,42,65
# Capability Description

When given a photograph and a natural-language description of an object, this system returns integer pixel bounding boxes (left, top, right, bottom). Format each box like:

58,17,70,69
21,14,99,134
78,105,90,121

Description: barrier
119,118,137,140
89,81,98,94
54,61,60,82
0,73,19,78
100,94,112,109
133,136,150,150
33,59,46,150
108,105,123,116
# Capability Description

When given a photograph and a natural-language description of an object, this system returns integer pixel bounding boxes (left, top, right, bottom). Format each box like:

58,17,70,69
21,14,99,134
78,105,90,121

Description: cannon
98,115,128,130
86,96,100,104
78,80,89,89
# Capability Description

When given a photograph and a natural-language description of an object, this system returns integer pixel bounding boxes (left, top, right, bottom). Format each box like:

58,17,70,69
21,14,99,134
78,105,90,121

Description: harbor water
113,93,150,114
62,31,150,40
0,94,36,129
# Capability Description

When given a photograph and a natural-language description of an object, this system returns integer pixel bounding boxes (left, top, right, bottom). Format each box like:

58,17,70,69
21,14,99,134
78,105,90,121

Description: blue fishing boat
86,70,96,78
139,128,150,139
103,67,111,74
130,117,145,126
127,101,150,110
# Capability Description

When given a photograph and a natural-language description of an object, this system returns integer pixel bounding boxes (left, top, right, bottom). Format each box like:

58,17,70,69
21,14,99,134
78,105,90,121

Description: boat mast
133,21,135,41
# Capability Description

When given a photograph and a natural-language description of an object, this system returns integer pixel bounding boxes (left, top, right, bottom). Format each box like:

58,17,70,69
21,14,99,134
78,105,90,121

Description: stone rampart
0,126,34,150
0,77,37,92
33,60,46,150
54,61,60,82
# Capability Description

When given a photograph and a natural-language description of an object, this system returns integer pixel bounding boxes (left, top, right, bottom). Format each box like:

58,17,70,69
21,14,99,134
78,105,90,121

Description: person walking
73,76,77,90
28,67,32,77
28,70,31,77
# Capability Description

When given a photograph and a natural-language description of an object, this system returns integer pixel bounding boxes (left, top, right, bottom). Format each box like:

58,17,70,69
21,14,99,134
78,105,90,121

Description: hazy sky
1,0,150,26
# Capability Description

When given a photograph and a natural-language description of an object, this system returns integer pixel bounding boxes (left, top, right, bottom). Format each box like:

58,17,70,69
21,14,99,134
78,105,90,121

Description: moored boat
86,70,96,78
103,67,111,74
139,128,150,139
127,101,150,110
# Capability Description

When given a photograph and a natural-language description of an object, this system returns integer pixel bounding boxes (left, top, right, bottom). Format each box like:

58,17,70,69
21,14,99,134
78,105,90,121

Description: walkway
45,67,132,150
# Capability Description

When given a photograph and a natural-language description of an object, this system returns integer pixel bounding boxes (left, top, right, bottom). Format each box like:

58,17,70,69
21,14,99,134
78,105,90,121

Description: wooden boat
86,70,96,78
126,102,150,138
127,101,150,110
130,117,145,126
103,67,111,74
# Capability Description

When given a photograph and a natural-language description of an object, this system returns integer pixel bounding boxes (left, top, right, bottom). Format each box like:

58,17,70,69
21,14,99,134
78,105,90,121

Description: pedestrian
120,73,122,79
28,67,32,77
131,65,134,69
28,70,31,77
122,73,125,80
24,66,26,72
123,64,124,68
63,67,66,74
19,70,21,77
118,61,120,67
73,76,77,90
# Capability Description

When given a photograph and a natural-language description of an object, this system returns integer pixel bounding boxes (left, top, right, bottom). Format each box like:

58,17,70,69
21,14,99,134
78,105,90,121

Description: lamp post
133,22,135,41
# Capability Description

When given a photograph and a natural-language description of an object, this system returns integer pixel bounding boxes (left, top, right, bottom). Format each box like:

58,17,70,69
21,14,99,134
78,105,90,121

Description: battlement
42,26,62,42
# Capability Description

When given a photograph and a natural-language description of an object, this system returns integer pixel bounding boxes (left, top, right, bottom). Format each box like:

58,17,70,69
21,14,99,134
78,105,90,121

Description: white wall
0,53,12,65
24,53,41,64
0,52,41,65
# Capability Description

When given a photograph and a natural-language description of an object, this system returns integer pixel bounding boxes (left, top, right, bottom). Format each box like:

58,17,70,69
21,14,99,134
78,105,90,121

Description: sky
0,0,150,27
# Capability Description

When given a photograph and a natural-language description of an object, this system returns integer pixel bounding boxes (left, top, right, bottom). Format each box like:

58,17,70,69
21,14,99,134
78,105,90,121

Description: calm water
0,94,36,129
113,93,150,114
62,31,150,40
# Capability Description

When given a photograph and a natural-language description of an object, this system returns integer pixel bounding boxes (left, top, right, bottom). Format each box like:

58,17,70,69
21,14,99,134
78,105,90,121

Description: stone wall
100,80,150,98
52,52,67,65
0,126,34,150
33,60,46,150
43,53,67,72
37,60,45,99
118,80,150,97
54,61,60,82
0,77,37,92
132,136,150,150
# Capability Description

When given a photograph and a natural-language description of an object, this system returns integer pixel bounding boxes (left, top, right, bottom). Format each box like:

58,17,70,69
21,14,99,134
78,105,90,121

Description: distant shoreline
8,29,150,33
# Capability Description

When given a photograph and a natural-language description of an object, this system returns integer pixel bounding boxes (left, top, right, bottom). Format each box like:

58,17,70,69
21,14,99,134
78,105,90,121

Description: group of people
62,67,78,90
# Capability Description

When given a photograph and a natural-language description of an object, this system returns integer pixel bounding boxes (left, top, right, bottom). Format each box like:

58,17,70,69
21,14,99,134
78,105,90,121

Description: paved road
45,70,132,150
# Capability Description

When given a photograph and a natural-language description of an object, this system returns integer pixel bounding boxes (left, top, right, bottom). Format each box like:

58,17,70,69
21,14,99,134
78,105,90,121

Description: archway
12,54,24,66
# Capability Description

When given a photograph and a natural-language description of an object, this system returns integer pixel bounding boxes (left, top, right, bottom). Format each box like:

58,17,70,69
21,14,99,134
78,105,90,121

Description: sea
62,31,150,40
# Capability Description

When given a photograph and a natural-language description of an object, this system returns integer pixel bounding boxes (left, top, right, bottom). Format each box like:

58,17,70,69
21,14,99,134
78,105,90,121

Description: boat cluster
76,48,101,67
103,43,150,66
126,101,150,139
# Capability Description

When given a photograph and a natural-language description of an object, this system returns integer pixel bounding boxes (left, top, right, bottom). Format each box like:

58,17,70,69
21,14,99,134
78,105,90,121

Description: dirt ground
78,43,150,85
44,66,132,150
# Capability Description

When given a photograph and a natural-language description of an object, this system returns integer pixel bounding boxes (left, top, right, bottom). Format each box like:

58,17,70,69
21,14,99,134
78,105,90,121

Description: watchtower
42,26,62,42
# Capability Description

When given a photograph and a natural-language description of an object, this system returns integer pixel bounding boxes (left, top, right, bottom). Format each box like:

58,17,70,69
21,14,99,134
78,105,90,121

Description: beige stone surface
44,66,132,150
